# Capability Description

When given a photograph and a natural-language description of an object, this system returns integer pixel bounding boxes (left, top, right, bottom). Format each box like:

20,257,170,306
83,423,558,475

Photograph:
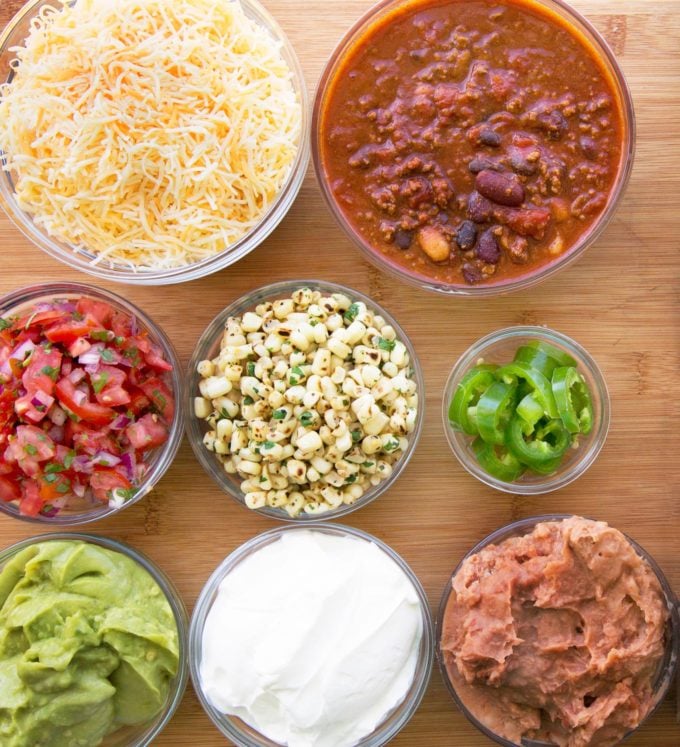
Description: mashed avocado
0,540,179,747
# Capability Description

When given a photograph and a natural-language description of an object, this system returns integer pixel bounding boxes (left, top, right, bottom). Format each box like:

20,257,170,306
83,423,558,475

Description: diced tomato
144,342,173,372
0,476,20,502
16,425,56,461
38,473,71,502
90,365,130,407
110,311,134,339
126,413,169,450
68,337,92,357
55,377,115,426
140,378,174,421
67,422,119,457
76,299,114,327
45,315,99,345
19,480,44,516
15,392,54,423
127,387,151,415
14,309,64,330
22,345,62,395
90,467,131,502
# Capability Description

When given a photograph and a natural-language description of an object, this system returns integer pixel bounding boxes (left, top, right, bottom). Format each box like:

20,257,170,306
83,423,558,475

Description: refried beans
440,516,669,746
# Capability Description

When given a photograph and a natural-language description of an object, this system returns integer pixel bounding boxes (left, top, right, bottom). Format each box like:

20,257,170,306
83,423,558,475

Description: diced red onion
78,350,101,366
120,451,136,481
48,425,65,442
31,390,54,409
90,451,121,467
71,455,93,473
72,482,86,498
72,389,87,406
111,414,131,431
49,406,67,426
84,363,101,375
10,339,35,362
68,368,86,385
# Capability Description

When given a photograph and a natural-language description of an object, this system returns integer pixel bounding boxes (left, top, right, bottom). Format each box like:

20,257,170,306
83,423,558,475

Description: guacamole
0,540,180,747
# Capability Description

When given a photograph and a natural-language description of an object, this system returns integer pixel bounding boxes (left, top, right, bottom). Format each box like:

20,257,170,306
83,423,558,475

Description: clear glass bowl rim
0,530,190,746
189,522,434,747
0,280,184,525
0,0,310,286
311,0,636,297
441,325,610,494
185,278,425,522
434,514,680,747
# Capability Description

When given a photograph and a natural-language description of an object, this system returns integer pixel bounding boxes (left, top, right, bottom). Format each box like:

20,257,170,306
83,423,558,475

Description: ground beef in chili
319,0,625,287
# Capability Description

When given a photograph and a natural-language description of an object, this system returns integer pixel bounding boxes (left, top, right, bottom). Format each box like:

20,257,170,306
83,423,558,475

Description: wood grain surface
0,0,678,745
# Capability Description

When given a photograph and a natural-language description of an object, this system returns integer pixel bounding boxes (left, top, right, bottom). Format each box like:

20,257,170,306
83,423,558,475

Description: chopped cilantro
91,330,111,342
218,408,230,420
259,475,267,483
45,462,65,474
291,365,304,377
247,362,256,376
0,318,10,331
152,389,167,410
262,441,276,450
383,437,400,453
272,409,287,420
114,336,125,346
351,429,362,443
24,444,38,456
92,371,110,394
63,451,75,469
344,303,360,322
345,474,357,484
378,337,396,352
243,395,254,406
72,311,85,321
44,473,58,483
362,461,374,468
41,365,59,381
299,411,314,427
100,348,115,363
56,481,71,494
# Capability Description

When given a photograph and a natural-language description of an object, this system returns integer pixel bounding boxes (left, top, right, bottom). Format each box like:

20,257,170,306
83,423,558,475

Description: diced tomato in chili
0,296,174,517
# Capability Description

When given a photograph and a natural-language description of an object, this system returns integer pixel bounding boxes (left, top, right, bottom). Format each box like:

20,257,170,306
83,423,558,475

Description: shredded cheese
0,0,301,270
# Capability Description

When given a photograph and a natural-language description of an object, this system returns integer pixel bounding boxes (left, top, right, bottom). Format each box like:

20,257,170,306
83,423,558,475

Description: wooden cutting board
0,0,678,744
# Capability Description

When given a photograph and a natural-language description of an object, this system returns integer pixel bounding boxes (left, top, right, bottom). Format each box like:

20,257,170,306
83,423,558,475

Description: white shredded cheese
0,0,301,270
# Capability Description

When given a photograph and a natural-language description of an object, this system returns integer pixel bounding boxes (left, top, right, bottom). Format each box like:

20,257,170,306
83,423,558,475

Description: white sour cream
200,529,423,746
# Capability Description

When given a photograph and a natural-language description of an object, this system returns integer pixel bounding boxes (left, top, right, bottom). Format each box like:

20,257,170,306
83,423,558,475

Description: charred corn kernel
194,397,212,419
296,431,323,453
197,360,215,378
245,491,267,509
199,376,232,399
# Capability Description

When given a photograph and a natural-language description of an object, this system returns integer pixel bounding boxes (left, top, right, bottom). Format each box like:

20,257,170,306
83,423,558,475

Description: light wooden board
0,0,678,744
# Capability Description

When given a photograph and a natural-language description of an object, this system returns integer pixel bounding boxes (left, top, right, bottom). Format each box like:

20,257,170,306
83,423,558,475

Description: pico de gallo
0,295,175,517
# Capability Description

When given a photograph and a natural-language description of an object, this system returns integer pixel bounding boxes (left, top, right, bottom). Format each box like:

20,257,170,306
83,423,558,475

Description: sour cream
199,529,423,746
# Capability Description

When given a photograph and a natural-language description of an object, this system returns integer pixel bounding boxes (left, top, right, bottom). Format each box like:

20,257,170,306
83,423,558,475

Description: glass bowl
442,326,610,494
312,0,635,297
0,531,189,746
435,514,679,747
186,279,425,522
189,522,434,746
0,281,183,525
0,0,309,285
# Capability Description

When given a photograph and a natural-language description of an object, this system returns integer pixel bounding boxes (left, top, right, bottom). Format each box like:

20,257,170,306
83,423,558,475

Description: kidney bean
476,228,501,264
468,191,494,223
462,263,482,285
579,136,598,160
468,156,500,174
393,229,413,249
509,152,537,176
455,220,477,251
475,170,525,207
544,110,569,140
479,128,501,147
